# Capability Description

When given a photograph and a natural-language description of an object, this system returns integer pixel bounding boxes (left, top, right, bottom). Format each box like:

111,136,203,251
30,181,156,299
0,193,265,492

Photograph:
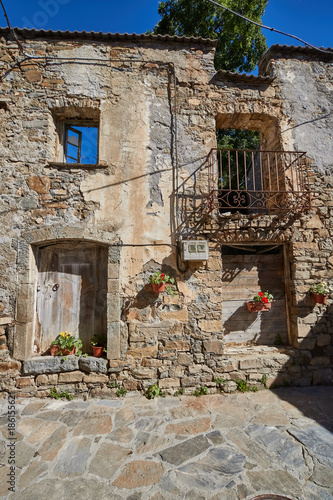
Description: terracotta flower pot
152,283,165,293
313,293,327,304
246,301,272,313
92,345,104,357
50,345,75,356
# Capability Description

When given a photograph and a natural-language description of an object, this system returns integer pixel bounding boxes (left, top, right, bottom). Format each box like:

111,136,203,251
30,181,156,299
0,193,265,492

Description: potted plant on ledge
91,335,106,357
50,331,82,356
149,271,175,294
246,291,274,312
310,281,332,304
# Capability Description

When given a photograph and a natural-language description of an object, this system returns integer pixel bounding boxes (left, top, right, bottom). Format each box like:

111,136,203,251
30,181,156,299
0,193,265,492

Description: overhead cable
206,0,333,55
0,0,44,58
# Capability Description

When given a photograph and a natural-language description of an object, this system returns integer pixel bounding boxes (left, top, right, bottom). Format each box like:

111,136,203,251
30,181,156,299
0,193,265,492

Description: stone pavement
0,386,333,500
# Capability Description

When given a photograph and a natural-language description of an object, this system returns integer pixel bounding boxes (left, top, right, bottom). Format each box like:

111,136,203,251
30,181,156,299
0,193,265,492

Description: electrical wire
0,0,44,59
206,0,333,55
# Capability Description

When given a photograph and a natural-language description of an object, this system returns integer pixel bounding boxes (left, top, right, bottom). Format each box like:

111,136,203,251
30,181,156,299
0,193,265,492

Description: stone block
25,70,42,83
107,322,120,360
158,378,180,389
313,369,333,385
198,320,222,333
215,359,238,372
203,340,223,354
16,377,34,388
107,262,119,279
23,356,79,375
79,356,108,374
107,297,120,322
108,279,119,294
0,361,21,372
127,345,158,358
181,376,200,387
160,309,189,322
58,371,84,383
130,367,157,379
130,326,159,343
177,353,193,366
296,338,317,350
164,340,190,351
0,317,12,325
317,334,331,346
36,374,53,386
309,357,330,367
83,373,108,384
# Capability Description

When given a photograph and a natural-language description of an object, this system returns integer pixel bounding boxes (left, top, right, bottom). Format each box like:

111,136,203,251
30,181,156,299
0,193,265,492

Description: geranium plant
149,271,175,294
51,331,82,356
310,281,332,295
252,291,274,304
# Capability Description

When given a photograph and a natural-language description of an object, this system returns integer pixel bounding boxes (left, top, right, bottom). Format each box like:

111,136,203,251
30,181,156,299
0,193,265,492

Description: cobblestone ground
0,387,332,500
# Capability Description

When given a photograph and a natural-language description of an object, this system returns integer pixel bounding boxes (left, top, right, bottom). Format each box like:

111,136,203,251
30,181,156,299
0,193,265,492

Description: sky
0,1,332,62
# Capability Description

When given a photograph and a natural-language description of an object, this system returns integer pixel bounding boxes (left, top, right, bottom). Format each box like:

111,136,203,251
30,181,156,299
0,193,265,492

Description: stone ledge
23,356,79,375
79,356,108,373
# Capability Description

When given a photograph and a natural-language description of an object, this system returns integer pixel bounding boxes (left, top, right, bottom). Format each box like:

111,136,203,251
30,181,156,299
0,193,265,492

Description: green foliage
194,386,208,396
116,387,127,397
91,334,106,347
145,384,166,399
214,377,227,386
154,0,268,73
260,374,268,388
234,379,257,393
52,332,83,356
310,281,332,295
48,387,74,400
174,388,185,397
150,271,175,295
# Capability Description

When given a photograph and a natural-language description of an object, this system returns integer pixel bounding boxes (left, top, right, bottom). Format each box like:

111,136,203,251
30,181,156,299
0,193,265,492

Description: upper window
64,124,98,164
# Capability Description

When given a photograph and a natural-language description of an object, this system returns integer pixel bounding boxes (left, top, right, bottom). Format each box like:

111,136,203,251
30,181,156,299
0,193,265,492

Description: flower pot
50,345,75,356
246,301,272,313
313,293,327,304
152,283,165,293
92,345,104,358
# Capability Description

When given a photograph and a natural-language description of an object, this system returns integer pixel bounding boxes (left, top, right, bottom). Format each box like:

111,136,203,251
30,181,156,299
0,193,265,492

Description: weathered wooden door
35,242,107,354
222,246,289,346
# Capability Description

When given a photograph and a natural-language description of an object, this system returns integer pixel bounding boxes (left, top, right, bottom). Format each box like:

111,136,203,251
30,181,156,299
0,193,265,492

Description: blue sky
1,0,332,52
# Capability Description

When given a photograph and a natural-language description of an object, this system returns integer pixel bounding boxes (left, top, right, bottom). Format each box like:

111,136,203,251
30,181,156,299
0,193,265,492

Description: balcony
208,149,311,213
176,148,312,234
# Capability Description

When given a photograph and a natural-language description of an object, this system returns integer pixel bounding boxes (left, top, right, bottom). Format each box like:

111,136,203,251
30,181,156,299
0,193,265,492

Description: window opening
64,125,98,164
216,129,260,213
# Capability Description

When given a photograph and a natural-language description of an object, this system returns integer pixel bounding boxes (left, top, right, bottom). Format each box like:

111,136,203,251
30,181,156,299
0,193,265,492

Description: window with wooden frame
64,123,99,164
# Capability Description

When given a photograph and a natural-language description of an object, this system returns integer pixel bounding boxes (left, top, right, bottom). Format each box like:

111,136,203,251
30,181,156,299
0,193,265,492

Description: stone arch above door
15,225,121,361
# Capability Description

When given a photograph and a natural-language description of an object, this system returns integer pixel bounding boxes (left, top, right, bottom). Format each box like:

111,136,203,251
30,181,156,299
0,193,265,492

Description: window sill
47,162,108,169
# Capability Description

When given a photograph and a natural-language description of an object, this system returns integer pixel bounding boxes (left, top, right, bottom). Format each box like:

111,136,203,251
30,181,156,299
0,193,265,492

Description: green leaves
154,0,268,72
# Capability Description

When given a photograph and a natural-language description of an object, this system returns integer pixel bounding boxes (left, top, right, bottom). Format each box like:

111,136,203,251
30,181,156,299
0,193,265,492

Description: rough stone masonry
0,28,332,398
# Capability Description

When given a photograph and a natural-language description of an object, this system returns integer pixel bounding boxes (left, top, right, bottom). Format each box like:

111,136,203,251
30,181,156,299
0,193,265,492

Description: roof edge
0,27,218,48
259,43,333,73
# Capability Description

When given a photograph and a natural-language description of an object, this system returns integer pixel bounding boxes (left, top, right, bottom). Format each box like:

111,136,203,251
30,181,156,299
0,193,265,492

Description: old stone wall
0,30,332,397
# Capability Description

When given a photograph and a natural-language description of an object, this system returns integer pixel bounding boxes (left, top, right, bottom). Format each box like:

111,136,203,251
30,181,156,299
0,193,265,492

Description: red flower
262,296,269,303
258,292,263,297
160,273,165,278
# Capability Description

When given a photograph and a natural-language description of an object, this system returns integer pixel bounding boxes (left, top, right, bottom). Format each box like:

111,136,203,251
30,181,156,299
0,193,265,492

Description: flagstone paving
0,386,333,499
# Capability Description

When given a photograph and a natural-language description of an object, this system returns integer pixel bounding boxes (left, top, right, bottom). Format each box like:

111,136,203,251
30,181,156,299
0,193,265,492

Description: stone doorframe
14,225,121,361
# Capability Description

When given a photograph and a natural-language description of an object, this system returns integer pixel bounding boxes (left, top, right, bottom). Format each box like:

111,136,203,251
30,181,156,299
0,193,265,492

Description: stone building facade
0,28,332,397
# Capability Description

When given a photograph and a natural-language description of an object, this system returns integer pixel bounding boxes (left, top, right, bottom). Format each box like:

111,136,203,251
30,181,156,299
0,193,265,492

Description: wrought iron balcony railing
176,148,312,235
207,148,312,213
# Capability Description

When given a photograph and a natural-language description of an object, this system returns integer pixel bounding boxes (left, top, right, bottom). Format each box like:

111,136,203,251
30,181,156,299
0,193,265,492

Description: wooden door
35,242,107,354
222,246,288,346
